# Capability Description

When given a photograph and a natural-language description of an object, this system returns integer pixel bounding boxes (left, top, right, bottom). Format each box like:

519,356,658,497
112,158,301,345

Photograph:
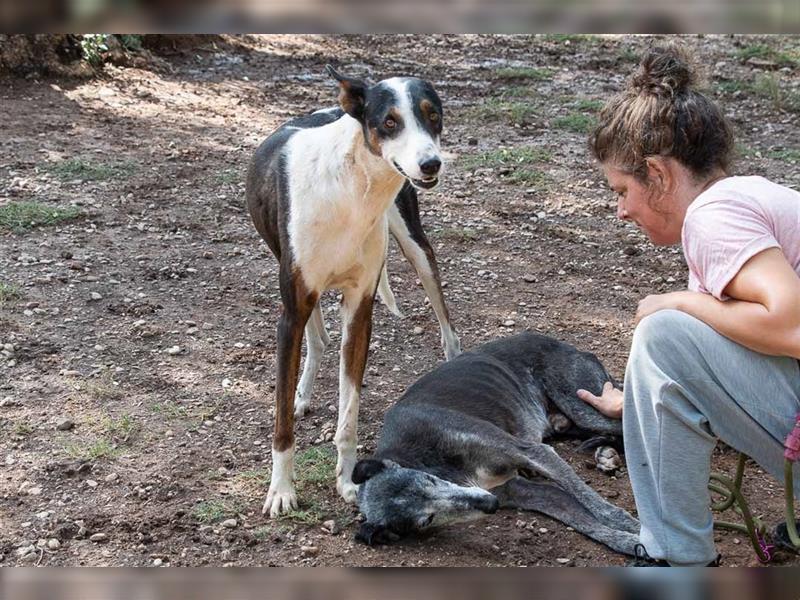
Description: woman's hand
635,291,694,324
576,382,623,419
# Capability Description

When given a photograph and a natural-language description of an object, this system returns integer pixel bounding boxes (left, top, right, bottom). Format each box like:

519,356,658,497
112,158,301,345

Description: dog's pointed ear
326,64,367,122
352,458,386,484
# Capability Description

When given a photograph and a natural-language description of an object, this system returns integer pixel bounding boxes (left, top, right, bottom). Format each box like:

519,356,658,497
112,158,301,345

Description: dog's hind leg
389,186,460,360
542,352,623,437
334,286,375,504
521,442,639,534
294,303,330,419
494,477,640,556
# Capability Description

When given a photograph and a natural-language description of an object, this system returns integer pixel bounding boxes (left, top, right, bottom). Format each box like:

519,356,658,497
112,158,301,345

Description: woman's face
602,163,682,246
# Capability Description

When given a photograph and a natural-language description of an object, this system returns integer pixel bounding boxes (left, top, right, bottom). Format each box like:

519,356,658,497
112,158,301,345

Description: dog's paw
262,486,299,518
293,398,310,420
594,446,621,473
336,479,359,504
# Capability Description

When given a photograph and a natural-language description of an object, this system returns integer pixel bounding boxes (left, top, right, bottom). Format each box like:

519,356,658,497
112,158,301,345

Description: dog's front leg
522,442,639,535
264,271,318,517
495,477,640,556
389,192,460,361
334,287,375,503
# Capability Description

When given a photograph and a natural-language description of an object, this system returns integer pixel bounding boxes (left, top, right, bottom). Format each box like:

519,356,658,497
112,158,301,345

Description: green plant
553,112,597,134
541,34,595,44
571,98,604,112
63,438,120,461
462,146,552,170
13,421,33,437
80,34,109,66
150,401,189,420
47,158,136,182
295,446,337,487
0,201,81,232
435,227,479,242
768,148,800,162
736,44,799,67
0,282,22,304
618,47,639,63
495,67,552,81
507,169,549,186
470,98,537,126
117,34,142,52
216,169,242,185
193,500,232,524
103,414,136,443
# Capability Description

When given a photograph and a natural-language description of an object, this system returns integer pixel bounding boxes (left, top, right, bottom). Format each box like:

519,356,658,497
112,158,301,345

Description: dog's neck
340,117,405,210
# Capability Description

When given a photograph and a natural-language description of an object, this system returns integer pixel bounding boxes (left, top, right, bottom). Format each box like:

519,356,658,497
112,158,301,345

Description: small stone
166,345,181,355
412,326,424,335
153,558,163,567
47,539,60,550
56,419,75,431
105,473,119,482
221,518,238,529
89,292,102,301
538,527,548,534
27,486,43,496
522,274,537,283
89,533,108,543
556,557,571,564
300,545,319,557
322,519,339,534
86,479,98,488
202,251,214,259
221,378,232,388
503,320,515,327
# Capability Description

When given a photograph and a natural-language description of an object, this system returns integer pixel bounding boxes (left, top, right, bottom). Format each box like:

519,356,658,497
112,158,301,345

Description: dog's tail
377,264,404,318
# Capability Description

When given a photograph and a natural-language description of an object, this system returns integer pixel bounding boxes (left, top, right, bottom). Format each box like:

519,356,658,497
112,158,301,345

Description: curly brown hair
589,43,734,182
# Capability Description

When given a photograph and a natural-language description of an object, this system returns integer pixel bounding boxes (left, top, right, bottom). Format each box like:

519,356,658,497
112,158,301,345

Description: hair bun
630,44,697,97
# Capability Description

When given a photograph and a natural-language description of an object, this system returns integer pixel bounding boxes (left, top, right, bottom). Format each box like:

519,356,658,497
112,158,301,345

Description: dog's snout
481,495,500,514
419,157,441,176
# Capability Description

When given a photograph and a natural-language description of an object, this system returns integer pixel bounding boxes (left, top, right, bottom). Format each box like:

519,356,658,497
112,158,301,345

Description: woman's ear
644,156,675,197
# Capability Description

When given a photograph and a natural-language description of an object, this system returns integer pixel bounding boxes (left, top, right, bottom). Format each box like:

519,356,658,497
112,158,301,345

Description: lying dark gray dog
352,332,640,555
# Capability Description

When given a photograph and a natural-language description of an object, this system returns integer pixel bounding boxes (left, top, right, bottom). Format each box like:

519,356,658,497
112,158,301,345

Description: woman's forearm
676,292,800,359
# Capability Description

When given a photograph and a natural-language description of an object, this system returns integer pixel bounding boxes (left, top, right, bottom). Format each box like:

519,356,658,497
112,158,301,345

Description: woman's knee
630,309,704,368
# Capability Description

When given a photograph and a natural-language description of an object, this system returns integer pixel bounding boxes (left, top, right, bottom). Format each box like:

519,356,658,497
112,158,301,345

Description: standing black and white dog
352,332,640,555
246,67,460,517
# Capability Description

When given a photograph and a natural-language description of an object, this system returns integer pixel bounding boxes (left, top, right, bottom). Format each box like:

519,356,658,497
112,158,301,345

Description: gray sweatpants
623,309,800,566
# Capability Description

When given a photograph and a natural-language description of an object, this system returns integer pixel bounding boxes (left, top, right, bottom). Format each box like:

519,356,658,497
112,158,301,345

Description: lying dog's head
326,65,444,190
352,458,499,545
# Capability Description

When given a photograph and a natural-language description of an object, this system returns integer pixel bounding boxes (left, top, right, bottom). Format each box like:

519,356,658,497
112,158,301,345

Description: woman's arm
638,247,800,358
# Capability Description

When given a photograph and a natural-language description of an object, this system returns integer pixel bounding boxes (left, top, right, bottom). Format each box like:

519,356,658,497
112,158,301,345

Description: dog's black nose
419,157,441,176
481,495,500,514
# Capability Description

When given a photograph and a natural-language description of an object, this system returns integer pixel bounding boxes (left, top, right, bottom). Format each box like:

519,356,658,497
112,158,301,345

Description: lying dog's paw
548,413,572,434
355,522,401,546
594,446,621,473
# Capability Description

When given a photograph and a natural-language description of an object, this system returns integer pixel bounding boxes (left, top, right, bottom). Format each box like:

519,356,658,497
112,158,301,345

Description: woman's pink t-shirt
682,176,800,300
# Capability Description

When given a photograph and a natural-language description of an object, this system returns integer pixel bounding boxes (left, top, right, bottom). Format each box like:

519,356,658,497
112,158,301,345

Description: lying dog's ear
355,522,401,546
351,458,386,484
326,64,367,122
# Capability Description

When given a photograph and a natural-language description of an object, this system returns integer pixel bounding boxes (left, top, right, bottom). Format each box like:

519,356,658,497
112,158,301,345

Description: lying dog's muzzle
480,495,500,514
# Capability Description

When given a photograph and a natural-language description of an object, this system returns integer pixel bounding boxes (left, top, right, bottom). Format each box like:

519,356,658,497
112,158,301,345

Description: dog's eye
429,112,440,122
384,117,396,129
418,513,435,528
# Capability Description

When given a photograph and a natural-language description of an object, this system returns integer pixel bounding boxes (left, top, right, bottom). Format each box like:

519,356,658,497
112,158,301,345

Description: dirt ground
1,34,799,567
